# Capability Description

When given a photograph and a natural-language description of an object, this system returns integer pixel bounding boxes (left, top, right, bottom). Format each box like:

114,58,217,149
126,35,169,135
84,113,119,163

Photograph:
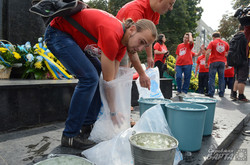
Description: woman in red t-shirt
195,46,209,94
153,34,169,77
44,9,157,150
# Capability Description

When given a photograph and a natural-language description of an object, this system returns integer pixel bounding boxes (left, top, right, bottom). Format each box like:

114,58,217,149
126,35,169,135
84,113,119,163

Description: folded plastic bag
89,67,134,143
136,67,164,98
83,104,183,165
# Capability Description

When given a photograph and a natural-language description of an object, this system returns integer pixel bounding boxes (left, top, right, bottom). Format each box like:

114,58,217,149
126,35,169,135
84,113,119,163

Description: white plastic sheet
83,104,183,165
136,67,164,98
89,67,134,143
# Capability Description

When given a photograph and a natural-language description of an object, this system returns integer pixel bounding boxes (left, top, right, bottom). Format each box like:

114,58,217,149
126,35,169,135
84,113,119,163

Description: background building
194,19,214,53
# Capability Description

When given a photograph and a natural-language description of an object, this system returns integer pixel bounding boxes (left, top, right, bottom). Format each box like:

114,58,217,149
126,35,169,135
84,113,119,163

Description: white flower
45,49,50,54
25,42,31,50
26,53,34,62
0,64,5,69
36,56,43,62
38,37,43,43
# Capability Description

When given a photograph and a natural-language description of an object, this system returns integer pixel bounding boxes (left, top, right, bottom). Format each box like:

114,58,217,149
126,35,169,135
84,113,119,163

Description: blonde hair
123,18,158,39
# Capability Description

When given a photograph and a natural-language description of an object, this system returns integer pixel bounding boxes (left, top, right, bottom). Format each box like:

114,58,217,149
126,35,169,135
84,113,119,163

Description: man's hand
147,56,154,68
110,112,125,128
139,73,151,90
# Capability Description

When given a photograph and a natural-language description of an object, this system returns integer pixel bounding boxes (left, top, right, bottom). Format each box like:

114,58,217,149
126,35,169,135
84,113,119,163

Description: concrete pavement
0,84,250,165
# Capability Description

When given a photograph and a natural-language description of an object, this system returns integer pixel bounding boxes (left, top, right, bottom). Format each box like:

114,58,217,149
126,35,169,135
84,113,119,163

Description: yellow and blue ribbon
35,43,72,79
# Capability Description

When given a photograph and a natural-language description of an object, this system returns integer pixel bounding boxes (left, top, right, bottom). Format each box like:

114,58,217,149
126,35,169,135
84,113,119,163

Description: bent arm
205,49,211,68
101,53,119,114
195,64,199,77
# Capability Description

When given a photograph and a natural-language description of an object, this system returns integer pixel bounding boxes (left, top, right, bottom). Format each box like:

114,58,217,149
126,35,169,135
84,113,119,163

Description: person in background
45,8,157,150
116,0,176,67
175,32,197,96
195,45,209,95
153,34,169,78
224,62,235,99
205,32,229,98
231,25,249,101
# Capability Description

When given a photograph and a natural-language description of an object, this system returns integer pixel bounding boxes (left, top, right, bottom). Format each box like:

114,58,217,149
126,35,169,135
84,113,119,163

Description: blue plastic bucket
183,97,217,136
138,98,172,116
165,102,208,151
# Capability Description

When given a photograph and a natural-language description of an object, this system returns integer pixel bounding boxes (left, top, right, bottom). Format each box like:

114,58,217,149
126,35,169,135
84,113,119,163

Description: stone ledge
0,78,172,132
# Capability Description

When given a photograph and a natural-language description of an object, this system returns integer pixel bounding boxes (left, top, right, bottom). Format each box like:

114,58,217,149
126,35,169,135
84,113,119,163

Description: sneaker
242,130,250,136
176,92,181,96
61,134,96,150
180,92,186,97
238,94,249,102
205,93,213,98
80,124,94,139
230,91,237,100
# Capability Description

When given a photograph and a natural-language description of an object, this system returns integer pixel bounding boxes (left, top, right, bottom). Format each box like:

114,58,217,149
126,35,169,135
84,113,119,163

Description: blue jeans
176,65,192,94
208,62,225,97
44,26,102,137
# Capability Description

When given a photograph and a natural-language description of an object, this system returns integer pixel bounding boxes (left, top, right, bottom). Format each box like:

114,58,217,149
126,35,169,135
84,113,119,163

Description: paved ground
0,83,250,165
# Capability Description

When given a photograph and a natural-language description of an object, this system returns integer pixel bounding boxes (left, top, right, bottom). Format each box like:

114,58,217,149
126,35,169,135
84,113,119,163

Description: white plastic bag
83,104,183,165
136,67,164,98
89,67,134,143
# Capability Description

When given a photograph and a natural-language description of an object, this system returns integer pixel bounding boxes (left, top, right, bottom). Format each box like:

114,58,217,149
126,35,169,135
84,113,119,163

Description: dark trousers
198,72,209,94
154,61,164,78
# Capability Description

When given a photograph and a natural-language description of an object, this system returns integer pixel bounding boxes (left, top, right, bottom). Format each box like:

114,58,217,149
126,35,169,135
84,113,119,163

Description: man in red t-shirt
175,32,196,95
195,46,209,94
205,32,229,97
116,0,176,67
45,9,157,150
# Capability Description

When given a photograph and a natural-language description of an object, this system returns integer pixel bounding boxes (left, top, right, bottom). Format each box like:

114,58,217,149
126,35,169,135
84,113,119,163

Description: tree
108,0,131,15
87,0,109,11
232,0,249,9
217,0,248,42
218,14,239,42
157,0,202,58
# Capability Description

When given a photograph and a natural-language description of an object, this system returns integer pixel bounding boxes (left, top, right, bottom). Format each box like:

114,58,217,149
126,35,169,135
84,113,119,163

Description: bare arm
205,49,211,68
194,64,199,77
128,52,151,90
146,46,154,68
189,32,194,44
154,49,168,54
101,53,124,126
174,55,178,71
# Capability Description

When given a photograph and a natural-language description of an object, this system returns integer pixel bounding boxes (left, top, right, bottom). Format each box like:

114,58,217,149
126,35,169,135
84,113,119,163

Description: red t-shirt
153,42,168,63
175,43,194,66
207,38,229,63
224,66,234,77
116,0,160,25
197,54,209,73
50,9,126,62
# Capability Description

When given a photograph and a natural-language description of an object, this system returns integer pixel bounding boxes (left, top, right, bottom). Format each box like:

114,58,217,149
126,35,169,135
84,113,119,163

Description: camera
234,5,250,26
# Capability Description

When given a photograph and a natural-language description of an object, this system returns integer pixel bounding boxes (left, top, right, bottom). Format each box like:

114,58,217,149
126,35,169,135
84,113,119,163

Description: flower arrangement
0,38,73,80
0,40,24,68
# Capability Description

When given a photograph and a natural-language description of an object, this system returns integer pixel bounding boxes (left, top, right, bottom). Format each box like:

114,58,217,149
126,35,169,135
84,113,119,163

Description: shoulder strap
64,16,126,44
64,16,98,43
